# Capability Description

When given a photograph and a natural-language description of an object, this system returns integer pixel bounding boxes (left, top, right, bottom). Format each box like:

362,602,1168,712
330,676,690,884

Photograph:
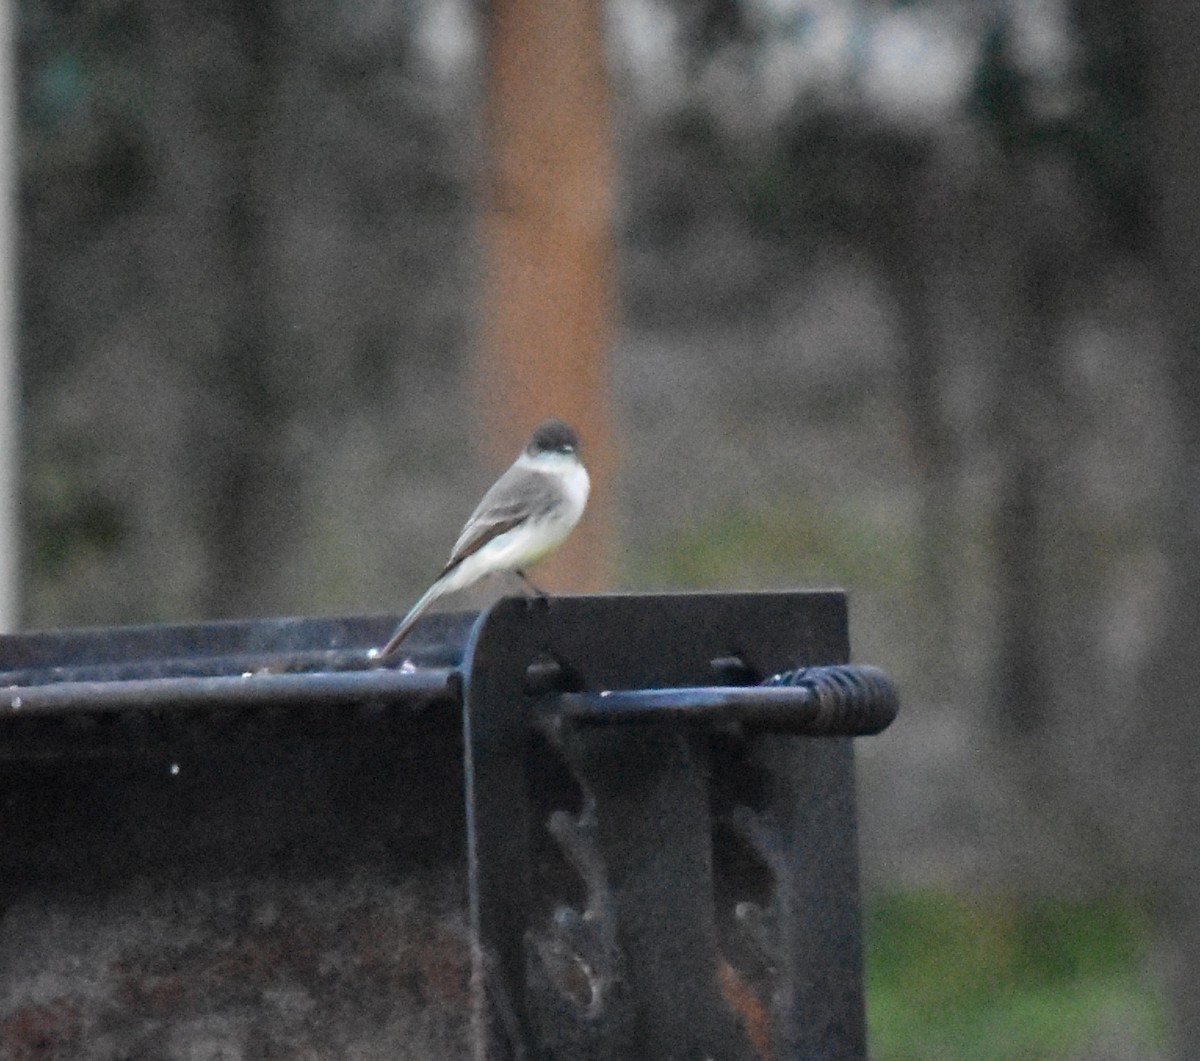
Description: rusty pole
475,0,618,591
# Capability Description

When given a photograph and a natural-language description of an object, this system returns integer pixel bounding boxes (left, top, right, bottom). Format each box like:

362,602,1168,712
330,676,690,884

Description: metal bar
543,664,897,735
0,666,459,718
0,611,476,679
460,600,546,1060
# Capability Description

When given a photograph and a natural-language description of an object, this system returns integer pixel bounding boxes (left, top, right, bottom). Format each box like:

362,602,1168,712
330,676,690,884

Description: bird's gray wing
443,467,560,572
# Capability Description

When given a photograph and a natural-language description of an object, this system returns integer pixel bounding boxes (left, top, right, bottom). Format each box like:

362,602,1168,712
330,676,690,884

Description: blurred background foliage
15,0,1200,1057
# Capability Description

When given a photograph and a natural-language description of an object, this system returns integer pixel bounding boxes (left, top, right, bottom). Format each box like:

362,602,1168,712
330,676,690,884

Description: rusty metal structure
0,592,896,1060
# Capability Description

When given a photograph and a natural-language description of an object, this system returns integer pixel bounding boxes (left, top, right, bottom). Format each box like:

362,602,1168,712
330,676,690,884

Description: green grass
865,891,1163,1061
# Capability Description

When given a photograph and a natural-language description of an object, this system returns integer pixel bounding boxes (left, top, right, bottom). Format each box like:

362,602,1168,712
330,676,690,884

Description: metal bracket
459,591,894,1061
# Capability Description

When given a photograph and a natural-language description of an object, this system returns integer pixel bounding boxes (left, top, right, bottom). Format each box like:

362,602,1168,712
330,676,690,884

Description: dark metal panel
0,693,475,1058
549,724,760,1061
742,737,869,1061
0,612,479,1059
0,593,893,1061
459,591,880,1061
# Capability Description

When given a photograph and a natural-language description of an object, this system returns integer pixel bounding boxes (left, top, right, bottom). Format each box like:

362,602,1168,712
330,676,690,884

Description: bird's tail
377,576,450,658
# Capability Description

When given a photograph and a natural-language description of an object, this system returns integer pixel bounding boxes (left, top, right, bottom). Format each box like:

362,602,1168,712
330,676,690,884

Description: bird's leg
516,570,550,609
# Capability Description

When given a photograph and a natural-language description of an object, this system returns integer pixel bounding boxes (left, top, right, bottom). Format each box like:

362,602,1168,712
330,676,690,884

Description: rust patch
0,1001,83,1061
718,958,772,1061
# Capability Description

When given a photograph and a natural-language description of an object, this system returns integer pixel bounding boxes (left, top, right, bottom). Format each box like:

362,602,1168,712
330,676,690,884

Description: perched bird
377,418,590,657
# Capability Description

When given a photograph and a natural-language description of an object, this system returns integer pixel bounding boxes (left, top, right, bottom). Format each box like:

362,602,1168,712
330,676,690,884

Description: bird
377,418,590,658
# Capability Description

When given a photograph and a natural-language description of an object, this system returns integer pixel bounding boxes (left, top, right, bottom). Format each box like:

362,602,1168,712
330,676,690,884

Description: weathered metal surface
460,591,889,1061
0,613,473,1060
0,593,896,1061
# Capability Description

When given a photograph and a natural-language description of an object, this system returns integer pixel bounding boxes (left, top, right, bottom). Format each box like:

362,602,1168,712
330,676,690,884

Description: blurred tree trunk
1070,0,1200,1053
970,25,1071,742
990,239,1062,739
147,0,293,619
475,0,617,591
1138,1,1200,1054
206,2,292,619
0,0,15,630
876,147,958,693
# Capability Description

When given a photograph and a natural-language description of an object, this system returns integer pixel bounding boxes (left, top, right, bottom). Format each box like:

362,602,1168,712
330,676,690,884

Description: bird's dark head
526,418,581,457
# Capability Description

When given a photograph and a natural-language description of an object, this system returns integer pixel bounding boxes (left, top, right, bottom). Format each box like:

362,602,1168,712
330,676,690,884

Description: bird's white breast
557,459,590,522
437,454,589,595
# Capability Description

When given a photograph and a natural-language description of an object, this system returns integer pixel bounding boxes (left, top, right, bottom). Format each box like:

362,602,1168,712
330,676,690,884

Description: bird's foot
517,571,551,610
